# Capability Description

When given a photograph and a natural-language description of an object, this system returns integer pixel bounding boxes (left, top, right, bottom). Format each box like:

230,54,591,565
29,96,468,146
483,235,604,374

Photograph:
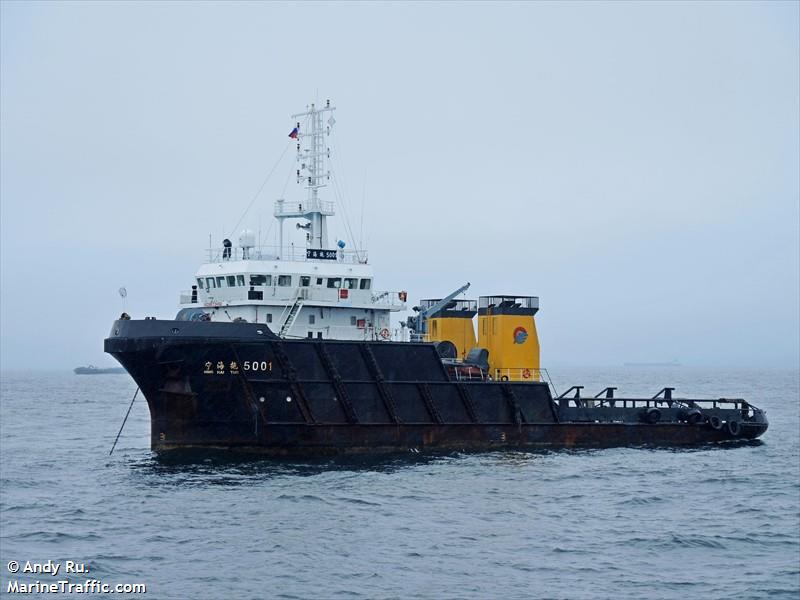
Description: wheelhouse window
216,276,226,288
316,277,323,285
344,278,358,290
300,276,311,287
206,277,216,289
278,275,291,287
196,278,204,289
250,275,270,286
327,277,342,289
226,276,236,287
359,279,371,290
236,275,245,286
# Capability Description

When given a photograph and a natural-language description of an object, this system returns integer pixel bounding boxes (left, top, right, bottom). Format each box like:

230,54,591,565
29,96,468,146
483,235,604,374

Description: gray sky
1,1,798,370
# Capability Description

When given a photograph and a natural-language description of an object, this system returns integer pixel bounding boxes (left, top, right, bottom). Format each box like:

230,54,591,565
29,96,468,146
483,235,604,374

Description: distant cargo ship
624,360,682,367
74,365,127,375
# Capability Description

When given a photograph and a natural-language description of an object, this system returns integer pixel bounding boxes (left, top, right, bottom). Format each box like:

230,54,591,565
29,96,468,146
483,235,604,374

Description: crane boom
415,282,471,336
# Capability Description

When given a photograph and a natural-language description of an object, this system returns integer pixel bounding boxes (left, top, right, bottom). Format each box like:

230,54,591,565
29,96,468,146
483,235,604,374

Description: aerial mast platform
275,99,337,257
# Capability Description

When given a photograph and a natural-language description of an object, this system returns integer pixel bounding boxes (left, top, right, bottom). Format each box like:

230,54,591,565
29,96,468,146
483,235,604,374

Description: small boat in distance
74,365,127,375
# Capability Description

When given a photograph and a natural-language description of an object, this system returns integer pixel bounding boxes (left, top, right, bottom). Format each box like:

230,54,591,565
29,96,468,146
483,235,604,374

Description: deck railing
179,286,406,309
204,245,368,264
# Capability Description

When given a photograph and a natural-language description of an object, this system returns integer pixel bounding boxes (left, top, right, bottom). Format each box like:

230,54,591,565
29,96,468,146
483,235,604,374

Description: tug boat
74,365,126,375
104,100,768,455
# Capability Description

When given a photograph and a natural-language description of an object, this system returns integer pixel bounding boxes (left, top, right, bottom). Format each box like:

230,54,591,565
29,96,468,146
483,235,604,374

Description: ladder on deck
279,293,304,338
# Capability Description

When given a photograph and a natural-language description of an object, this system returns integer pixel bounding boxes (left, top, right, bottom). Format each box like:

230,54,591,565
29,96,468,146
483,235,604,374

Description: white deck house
177,100,407,340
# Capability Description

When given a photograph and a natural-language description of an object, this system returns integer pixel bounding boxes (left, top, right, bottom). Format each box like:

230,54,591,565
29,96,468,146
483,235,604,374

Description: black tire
708,415,723,430
642,407,661,424
686,409,704,425
500,375,509,382
727,420,742,437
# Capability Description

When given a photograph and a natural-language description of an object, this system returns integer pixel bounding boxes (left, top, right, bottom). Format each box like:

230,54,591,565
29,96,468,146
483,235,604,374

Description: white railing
274,200,335,217
282,324,409,342
492,368,544,382
205,245,368,264
179,286,407,309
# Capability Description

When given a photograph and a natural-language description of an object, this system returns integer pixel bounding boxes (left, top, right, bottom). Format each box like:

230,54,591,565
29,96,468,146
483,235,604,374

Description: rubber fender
642,407,661,424
708,415,723,430
727,420,742,437
685,409,704,425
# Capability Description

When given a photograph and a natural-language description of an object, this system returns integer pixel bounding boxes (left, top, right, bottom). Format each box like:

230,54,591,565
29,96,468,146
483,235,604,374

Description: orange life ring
522,368,532,379
379,328,390,340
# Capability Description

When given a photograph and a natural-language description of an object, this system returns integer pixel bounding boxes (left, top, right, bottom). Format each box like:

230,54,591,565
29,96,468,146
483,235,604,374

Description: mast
275,99,336,256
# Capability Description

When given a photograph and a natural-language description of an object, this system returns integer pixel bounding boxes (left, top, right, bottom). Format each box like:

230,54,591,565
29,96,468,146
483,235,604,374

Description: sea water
1,368,798,599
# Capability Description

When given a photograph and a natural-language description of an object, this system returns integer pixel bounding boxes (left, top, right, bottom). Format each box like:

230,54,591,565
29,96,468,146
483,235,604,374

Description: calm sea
1,368,798,599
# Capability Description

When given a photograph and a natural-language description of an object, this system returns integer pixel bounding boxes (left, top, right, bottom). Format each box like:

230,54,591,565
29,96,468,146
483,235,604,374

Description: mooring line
109,387,139,455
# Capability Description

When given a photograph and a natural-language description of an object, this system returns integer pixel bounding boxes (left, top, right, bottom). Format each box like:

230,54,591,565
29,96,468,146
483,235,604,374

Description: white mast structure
275,99,336,256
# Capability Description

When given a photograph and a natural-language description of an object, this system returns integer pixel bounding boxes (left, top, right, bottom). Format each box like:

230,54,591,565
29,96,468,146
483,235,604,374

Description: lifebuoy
522,368,532,379
708,415,723,430
727,420,742,437
500,375,509,381
379,328,390,340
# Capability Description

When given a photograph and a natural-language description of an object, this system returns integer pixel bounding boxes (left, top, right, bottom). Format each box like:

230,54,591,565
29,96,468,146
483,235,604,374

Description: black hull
104,320,768,455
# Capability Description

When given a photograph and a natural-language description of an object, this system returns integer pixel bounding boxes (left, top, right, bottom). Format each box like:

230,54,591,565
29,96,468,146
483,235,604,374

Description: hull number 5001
244,361,273,372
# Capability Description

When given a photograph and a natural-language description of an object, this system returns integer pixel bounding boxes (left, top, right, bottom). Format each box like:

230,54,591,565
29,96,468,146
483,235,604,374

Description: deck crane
406,282,471,341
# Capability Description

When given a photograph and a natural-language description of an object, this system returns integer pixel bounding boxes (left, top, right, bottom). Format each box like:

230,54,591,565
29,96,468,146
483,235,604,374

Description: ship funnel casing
424,298,478,361
477,296,540,381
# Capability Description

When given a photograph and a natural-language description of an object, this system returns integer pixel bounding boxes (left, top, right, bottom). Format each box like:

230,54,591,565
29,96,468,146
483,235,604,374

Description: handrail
204,245,368,264
277,287,303,335
444,366,560,396
179,286,406,309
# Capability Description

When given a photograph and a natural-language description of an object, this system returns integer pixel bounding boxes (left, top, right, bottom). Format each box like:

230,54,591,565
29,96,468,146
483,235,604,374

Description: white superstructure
177,100,407,341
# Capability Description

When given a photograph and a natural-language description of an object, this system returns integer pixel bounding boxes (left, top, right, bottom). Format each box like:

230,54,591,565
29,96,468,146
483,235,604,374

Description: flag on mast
288,127,299,139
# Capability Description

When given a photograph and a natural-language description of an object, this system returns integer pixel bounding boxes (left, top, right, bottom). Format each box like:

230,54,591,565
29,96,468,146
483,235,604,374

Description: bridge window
359,279,371,290
278,275,292,286
216,277,225,287
344,278,358,290
236,275,245,286
226,276,236,287
327,277,342,289
300,276,311,287
316,277,323,285
206,277,216,289
250,275,270,286
196,278,204,289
